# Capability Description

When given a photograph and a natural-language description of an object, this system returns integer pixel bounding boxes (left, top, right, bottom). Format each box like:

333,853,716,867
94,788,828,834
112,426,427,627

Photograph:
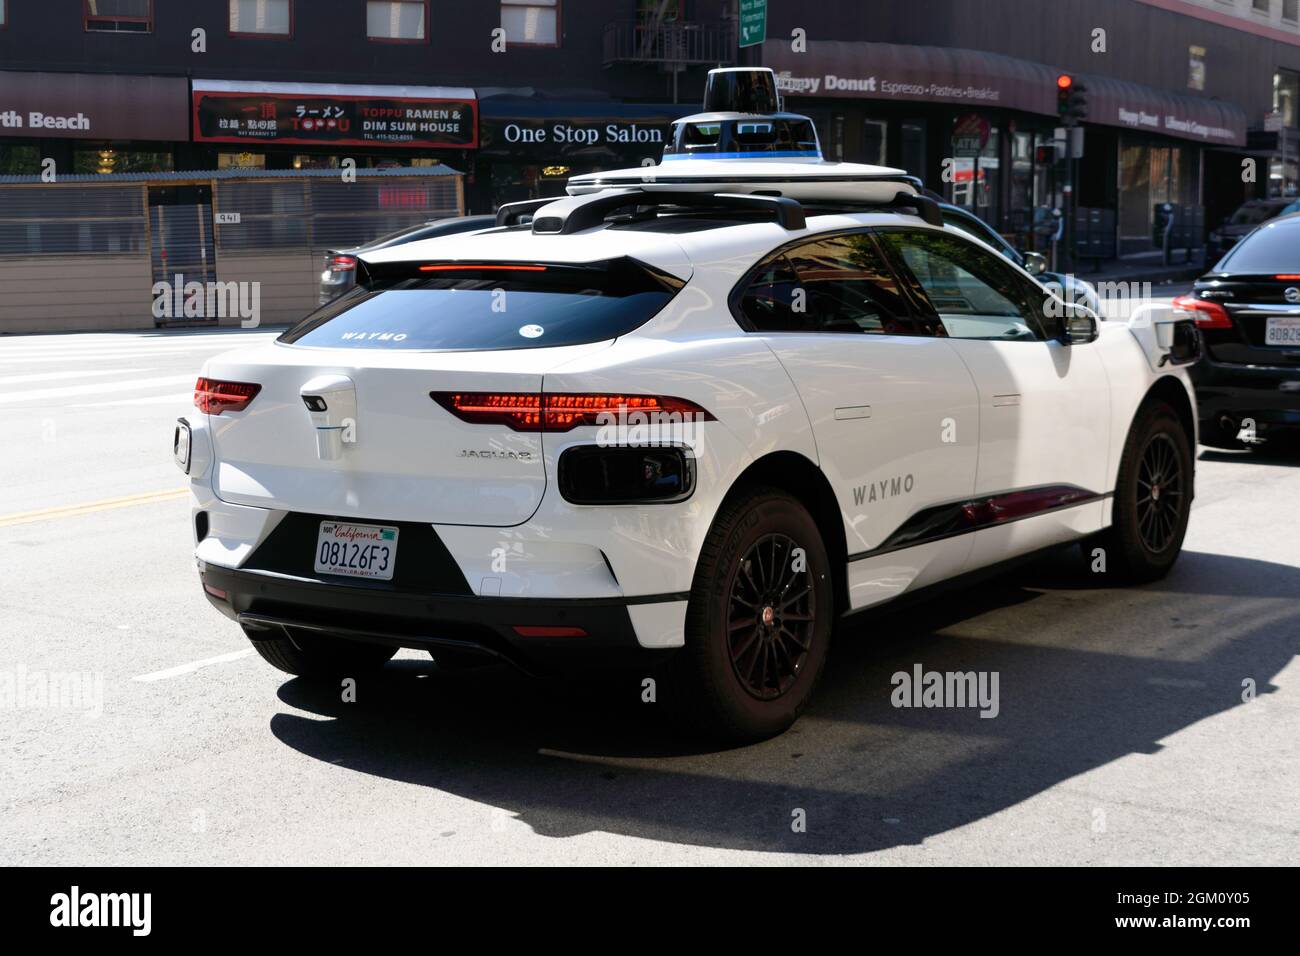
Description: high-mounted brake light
195,377,262,415
1171,295,1232,330
329,255,357,272
418,263,548,272
430,392,715,432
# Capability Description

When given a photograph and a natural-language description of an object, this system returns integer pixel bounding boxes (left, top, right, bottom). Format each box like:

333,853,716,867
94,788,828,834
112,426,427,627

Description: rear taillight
195,377,262,415
430,392,714,433
1171,295,1232,330
329,255,357,272
1275,275,1300,280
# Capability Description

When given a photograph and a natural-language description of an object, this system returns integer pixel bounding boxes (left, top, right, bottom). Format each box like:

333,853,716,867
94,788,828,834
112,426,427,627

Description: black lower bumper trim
202,565,677,674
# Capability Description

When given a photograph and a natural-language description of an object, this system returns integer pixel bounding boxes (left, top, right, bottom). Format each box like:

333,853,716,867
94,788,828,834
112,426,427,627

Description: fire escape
602,4,737,103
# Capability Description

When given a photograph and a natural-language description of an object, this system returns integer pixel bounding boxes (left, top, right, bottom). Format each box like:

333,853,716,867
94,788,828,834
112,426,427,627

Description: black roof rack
494,185,943,235
800,190,945,229
521,189,808,234
495,197,554,227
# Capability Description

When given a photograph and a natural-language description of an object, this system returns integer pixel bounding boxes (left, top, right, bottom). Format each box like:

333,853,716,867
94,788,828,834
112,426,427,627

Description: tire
243,625,396,677
664,486,834,744
1093,401,1193,583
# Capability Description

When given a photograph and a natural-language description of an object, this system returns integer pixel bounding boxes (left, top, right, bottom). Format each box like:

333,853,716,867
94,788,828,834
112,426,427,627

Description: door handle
834,405,872,420
992,394,1021,407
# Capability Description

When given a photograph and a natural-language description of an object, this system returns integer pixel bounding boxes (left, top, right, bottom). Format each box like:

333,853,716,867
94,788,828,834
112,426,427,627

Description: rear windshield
280,257,684,350
1216,218,1300,274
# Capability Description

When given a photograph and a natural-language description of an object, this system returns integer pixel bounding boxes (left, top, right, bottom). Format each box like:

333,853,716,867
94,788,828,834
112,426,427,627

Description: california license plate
1265,316,1300,346
314,522,398,581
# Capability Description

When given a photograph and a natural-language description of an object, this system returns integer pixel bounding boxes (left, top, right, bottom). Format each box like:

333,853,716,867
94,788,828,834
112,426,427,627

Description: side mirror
1060,304,1099,345
1022,251,1049,276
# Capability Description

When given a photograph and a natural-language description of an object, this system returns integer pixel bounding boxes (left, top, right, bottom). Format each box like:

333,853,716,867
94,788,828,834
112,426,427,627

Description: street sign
739,0,767,48
1265,111,1284,132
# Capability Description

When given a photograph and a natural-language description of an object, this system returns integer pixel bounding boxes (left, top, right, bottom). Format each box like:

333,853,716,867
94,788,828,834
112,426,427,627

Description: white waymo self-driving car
178,70,1200,741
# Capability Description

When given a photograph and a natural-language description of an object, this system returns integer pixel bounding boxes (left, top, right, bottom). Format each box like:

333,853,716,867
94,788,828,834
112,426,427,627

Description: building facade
1,0,1298,267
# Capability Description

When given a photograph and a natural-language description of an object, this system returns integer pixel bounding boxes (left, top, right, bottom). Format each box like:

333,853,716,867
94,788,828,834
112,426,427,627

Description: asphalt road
1,324,1298,865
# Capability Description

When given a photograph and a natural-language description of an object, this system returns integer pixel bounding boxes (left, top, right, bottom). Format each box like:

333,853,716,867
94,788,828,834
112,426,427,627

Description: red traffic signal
1056,74,1087,125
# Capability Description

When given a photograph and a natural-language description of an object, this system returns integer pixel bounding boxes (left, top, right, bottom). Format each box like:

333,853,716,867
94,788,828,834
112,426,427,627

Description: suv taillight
329,255,357,272
430,392,714,433
195,377,261,415
1171,295,1232,330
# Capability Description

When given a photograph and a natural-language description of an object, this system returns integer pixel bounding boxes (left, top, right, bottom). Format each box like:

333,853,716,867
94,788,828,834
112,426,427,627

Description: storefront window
1119,141,1151,243
292,155,339,170
0,144,39,175
861,120,887,166
950,115,999,227
73,146,173,175
900,121,927,181
218,152,267,169
1009,132,1035,247
1119,140,1201,247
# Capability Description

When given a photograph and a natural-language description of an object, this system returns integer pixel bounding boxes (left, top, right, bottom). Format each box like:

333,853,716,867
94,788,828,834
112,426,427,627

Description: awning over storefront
764,40,1248,147
476,93,695,165
0,71,189,141
1086,74,1245,146
191,79,477,149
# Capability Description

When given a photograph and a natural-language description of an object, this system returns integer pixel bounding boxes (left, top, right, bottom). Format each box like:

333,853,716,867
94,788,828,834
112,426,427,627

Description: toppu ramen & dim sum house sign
192,79,477,149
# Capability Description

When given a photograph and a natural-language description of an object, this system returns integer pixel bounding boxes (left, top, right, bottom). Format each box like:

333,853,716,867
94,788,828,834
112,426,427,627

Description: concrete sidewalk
1069,252,1207,289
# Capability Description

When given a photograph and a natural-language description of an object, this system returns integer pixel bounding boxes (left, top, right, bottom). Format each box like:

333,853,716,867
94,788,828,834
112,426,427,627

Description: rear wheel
243,625,396,677
664,486,833,743
1094,401,1193,583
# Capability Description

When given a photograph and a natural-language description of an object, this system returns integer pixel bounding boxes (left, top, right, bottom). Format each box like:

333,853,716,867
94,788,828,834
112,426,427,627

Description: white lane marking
70,391,193,409
0,367,148,386
133,648,254,682
0,353,222,365
0,375,194,404
0,338,278,361
0,334,278,350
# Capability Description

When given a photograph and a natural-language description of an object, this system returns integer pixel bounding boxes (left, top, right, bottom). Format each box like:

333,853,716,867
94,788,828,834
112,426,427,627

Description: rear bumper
200,564,680,674
1190,358,1300,442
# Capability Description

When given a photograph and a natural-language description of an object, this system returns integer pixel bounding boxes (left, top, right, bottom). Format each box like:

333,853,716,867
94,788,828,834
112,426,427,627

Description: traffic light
1056,74,1089,127
1057,74,1073,118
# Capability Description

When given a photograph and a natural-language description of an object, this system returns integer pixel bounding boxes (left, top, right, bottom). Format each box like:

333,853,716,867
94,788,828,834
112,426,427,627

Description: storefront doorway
148,184,216,328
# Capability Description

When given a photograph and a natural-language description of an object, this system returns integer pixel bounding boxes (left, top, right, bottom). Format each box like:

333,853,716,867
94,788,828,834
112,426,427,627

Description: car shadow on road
269,547,1299,854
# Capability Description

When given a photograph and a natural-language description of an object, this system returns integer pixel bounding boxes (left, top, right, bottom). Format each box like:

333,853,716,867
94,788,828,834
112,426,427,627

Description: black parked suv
1176,212,1300,450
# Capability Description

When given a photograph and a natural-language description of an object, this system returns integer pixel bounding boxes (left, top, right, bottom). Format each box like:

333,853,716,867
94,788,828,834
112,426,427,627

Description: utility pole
1056,74,1089,273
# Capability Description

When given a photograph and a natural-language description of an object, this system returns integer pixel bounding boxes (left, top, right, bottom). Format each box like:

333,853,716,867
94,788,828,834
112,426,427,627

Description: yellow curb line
0,488,190,528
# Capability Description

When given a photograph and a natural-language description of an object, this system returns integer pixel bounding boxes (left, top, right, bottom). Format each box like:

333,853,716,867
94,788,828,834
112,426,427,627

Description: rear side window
280,258,684,350
1216,218,1300,274
738,232,929,335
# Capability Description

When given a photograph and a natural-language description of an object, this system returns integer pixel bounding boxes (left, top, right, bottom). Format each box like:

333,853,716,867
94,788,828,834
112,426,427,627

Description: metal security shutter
0,184,152,332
